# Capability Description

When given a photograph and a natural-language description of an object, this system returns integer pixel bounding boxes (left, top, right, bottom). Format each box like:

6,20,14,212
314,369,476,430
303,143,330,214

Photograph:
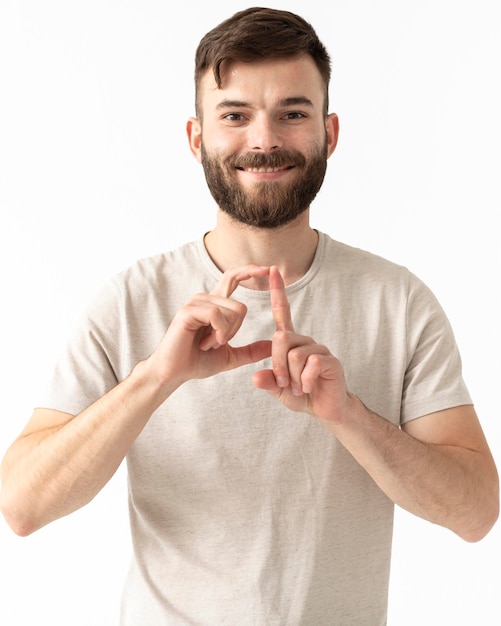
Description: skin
0,56,498,542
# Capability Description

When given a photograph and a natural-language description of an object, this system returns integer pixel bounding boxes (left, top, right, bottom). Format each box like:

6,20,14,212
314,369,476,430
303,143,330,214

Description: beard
200,140,328,229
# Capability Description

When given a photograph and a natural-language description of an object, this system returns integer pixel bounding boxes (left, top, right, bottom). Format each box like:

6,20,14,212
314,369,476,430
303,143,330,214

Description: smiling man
1,7,498,626
191,56,335,229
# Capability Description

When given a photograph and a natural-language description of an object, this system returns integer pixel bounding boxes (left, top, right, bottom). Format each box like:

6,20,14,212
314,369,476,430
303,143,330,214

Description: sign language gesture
149,265,272,387
253,266,350,423
149,263,350,425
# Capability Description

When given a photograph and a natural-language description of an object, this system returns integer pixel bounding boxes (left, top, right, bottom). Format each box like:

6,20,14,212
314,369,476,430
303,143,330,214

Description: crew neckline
195,230,326,300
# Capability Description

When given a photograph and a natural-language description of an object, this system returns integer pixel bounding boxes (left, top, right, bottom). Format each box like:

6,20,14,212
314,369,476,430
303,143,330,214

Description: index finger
269,265,294,332
211,264,270,298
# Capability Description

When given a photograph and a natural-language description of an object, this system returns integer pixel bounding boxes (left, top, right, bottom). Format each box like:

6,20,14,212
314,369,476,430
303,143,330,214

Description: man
0,7,498,625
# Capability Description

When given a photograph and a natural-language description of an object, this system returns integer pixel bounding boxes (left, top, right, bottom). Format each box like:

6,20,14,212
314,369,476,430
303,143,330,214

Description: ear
325,113,339,158
186,117,202,163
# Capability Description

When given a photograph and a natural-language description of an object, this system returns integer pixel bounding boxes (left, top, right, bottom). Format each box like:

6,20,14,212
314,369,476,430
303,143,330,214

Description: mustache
226,150,307,169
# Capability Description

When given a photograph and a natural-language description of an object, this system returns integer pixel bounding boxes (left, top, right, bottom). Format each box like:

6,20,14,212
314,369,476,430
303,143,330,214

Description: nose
247,115,283,151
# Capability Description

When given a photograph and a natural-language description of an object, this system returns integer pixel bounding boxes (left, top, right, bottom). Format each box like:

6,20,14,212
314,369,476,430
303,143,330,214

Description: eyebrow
215,96,315,110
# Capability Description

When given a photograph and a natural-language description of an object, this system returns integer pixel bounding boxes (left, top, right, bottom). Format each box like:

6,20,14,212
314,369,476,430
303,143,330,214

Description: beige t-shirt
41,232,472,625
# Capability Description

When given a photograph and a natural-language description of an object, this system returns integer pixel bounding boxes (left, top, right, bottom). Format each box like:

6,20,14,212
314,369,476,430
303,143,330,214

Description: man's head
188,8,338,229
194,7,331,118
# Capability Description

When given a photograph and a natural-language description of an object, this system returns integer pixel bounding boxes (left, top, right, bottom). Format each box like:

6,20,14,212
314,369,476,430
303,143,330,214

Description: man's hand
253,266,351,422
147,265,272,387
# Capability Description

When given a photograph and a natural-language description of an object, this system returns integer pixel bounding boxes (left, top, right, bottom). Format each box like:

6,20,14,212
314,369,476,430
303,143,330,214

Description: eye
282,111,307,121
222,112,247,123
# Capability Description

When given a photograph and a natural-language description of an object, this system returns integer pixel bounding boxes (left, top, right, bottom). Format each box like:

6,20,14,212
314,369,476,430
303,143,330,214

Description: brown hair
194,7,331,115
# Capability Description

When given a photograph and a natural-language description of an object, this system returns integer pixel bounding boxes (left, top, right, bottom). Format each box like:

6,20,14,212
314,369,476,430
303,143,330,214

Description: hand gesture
148,265,272,387
253,266,350,423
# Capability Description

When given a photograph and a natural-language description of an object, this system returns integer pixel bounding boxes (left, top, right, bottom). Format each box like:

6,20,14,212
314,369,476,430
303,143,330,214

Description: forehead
198,56,325,111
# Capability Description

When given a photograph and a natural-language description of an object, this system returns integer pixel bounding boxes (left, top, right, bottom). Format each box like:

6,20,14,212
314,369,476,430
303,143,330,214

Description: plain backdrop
1,1,500,624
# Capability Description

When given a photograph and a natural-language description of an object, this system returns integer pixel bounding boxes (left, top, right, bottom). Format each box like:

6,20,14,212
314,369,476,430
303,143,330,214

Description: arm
253,267,499,542
0,369,175,537
0,265,272,536
322,399,498,542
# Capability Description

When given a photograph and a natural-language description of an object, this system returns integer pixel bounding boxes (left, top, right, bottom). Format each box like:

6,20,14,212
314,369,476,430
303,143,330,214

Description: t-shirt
40,232,472,625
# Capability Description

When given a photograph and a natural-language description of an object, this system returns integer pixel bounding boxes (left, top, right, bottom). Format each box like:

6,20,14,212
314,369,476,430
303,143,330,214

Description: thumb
229,340,272,370
252,368,282,397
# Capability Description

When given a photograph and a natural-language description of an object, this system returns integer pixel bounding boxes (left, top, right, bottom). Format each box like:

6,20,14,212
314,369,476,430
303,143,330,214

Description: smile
237,165,294,173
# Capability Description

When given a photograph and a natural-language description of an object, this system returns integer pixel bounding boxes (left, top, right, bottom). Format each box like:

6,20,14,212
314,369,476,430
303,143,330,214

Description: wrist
129,357,184,409
318,392,365,433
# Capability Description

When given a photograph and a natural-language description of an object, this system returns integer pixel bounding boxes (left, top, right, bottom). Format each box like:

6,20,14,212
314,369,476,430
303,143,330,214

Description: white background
1,1,500,624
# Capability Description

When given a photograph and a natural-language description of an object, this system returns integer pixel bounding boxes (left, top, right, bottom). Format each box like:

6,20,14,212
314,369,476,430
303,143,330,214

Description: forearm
322,395,499,542
2,266,273,536
0,359,177,536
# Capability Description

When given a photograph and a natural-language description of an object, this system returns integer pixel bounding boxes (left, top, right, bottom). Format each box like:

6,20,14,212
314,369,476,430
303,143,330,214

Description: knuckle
188,292,208,305
306,353,322,368
234,301,247,316
206,302,219,314
288,348,304,366
273,330,290,344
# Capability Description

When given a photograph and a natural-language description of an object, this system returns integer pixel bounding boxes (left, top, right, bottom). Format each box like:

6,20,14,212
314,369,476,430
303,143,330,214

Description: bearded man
1,7,498,626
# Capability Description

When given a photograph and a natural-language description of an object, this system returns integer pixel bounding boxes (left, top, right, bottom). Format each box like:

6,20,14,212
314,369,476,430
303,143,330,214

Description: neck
204,210,319,289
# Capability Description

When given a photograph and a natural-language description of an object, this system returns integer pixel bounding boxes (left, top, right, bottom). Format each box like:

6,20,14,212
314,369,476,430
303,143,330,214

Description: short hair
194,7,331,115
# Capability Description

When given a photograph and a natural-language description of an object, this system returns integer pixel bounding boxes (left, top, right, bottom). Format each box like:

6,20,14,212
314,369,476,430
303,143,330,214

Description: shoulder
318,231,418,288
80,239,206,321
316,232,444,319
101,239,214,305
117,239,202,287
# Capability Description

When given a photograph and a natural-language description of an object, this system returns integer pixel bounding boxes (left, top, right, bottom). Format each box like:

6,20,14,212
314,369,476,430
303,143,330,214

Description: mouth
236,165,295,174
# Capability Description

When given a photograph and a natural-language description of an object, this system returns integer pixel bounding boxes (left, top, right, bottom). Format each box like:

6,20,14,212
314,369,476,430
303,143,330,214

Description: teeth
246,167,284,173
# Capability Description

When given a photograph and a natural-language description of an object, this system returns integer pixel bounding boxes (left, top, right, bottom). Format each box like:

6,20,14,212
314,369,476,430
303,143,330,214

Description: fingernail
276,376,288,387
201,342,220,352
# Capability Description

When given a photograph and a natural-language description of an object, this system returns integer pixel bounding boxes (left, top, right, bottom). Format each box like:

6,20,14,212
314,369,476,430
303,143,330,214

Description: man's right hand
146,264,273,387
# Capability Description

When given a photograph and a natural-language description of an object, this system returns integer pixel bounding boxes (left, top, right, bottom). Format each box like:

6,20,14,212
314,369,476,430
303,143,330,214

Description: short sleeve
37,277,126,415
400,274,472,423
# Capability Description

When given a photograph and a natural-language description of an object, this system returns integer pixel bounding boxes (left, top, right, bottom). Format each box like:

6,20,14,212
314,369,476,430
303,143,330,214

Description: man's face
189,56,338,229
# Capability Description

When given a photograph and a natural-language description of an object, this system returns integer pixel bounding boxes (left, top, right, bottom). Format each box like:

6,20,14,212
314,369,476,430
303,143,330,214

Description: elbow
458,482,500,543
460,513,498,543
1,506,42,538
4,517,38,538
0,486,43,537
474,503,499,543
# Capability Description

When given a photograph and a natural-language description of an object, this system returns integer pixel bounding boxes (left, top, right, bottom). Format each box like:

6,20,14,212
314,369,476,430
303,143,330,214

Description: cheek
203,124,246,154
